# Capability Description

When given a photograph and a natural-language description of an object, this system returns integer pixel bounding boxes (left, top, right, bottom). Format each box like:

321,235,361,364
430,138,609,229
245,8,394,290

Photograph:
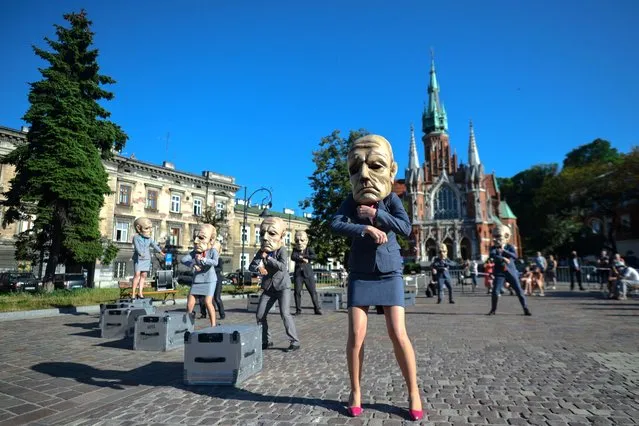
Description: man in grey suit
249,216,300,352
291,230,322,315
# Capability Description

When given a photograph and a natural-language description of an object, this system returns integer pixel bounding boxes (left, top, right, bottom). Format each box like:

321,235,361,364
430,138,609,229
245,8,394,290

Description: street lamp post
240,187,273,287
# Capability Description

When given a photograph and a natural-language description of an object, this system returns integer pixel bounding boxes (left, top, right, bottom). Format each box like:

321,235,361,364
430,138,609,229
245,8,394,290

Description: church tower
404,124,424,222
422,52,457,181
465,120,485,222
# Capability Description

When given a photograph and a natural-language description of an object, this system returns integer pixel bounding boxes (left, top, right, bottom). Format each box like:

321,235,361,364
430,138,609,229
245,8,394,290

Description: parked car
0,272,40,292
54,273,87,290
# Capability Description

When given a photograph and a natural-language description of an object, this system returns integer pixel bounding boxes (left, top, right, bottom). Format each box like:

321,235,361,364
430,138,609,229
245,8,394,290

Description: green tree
497,164,559,253
300,129,369,264
0,10,127,290
563,138,621,169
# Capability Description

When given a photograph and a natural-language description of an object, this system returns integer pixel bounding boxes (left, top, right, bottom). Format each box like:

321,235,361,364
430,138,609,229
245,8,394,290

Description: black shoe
293,310,302,316
314,310,323,315
486,310,496,316
580,287,586,291
262,342,273,350
219,314,226,320
524,308,532,316
286,344,300,352
199,313,207,319
449,300,455,304
437,299,442,304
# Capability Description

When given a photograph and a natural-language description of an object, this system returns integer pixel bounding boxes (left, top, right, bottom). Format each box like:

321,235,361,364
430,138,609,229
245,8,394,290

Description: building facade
394,59,521,264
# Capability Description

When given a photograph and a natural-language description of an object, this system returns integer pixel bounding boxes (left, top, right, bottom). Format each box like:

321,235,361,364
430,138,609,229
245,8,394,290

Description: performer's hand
261,250,268,259
356,205,377,220
193,265,201,272
258,266,267,275
503,258,510,264
364,226,387,244
431,269,436,275
302,258,309,263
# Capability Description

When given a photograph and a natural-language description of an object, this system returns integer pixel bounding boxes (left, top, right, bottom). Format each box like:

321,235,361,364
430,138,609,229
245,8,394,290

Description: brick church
393,58,521,264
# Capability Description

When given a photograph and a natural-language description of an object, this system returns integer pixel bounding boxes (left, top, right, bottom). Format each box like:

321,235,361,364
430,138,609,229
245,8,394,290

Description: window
193,198,203,216
216,201,226,214
433,185,459,220
285,232,291,246
254,227,261,245
114,220,129,242
114,261,127,279
146,190,158,210
170,194,181,213
240,253,250,270
240,225,250,244
118,185,131,206
169,227,181,247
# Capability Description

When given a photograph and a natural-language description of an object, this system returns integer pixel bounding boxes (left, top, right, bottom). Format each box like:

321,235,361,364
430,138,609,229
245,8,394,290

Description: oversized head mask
492,225,511,248
439,243,448,259
259,217,285,253
193,224,216,253
294,230,309,251
347,134,398,205
134,217,153,238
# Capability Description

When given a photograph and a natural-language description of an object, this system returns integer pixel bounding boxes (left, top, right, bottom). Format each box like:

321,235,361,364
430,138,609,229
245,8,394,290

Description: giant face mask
492,225,511,248
294,230,309,251
134,217,153,238
439,243,448,259
347,135,398,204
193,224,216,253
259,217,285,252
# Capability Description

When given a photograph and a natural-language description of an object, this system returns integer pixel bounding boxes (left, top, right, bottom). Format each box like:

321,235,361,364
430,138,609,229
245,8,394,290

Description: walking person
569,250,585,291
597,250,611,291
487,224,531,316
180,224,220,328
131,217,165,299
330,134,423,421
431,244,455,304
470,258,479,290
250,217,300,352
291,230,322,315
546,254,557,290
213,255,226,320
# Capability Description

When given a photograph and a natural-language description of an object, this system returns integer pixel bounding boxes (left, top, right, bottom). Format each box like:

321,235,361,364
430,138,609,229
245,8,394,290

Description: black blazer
330,192,411,274
291,247,316,278
248,246,291,291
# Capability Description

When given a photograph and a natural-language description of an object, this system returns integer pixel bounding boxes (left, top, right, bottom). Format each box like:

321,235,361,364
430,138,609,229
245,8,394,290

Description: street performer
291,230,322,315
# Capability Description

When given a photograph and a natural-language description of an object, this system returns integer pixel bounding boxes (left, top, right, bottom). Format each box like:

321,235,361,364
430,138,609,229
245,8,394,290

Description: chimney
163,161,175,169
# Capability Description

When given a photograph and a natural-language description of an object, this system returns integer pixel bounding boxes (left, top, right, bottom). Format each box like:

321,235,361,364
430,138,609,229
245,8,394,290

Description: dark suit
431,257,454,303
489,243,528,313
291,247,321,314
331,193,410,274
249,247,299,346
569,256,584,290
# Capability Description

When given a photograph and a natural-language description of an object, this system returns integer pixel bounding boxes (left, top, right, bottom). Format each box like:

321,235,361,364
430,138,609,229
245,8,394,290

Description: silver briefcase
134,312,194,351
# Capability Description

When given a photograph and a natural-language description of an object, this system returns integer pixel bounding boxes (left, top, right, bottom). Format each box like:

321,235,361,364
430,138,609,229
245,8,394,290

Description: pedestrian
330,134,423,420
431,244,455,304
291,230,322,315
569,250,585,291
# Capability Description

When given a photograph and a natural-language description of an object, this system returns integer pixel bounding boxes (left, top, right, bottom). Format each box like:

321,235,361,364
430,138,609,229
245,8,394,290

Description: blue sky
1,0,637,216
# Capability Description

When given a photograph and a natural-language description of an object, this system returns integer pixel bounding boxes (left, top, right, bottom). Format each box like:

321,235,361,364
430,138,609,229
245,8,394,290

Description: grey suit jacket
181,248,219,284
330,192,411,274
249,246,291,291
292,247,316,279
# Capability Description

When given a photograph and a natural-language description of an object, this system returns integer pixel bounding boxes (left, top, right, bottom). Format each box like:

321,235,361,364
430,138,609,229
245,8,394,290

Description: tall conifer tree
1,10,127,287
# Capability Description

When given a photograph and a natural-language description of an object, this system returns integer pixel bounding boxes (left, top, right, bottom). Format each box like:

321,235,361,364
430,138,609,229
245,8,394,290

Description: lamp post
240,187,273,287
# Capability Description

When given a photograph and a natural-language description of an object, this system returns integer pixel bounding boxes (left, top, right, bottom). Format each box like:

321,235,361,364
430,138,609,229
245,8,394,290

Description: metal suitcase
184,325,262,386
100,306,155,339
318,292,341,310
99,302,134,328
134,312,194,351
117,298,154,309
404,289,417,306
246,293,260,313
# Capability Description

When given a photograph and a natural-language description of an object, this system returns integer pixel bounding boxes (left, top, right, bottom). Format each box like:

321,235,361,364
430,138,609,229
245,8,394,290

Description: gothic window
433,185,459,220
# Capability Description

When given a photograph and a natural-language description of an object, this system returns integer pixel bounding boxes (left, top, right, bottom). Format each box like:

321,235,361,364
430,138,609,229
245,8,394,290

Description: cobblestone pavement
0,284,638,425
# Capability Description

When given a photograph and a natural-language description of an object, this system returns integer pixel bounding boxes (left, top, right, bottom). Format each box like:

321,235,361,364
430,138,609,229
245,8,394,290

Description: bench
118,280,178,305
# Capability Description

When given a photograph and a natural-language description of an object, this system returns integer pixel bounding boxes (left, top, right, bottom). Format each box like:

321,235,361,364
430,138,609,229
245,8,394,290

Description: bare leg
186,294,196,314
384,306,422,411
347,306,368,408
131,271,142,298
138,272,148,298
204,295,216,327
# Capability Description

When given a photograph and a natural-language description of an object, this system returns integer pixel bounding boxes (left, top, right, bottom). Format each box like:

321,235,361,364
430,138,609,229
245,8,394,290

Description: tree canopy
1,10,127,284
300,129,369,264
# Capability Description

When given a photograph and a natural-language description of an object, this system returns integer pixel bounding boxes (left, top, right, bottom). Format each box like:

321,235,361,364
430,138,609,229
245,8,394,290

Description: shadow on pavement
29,361,406,418
64,321,99,330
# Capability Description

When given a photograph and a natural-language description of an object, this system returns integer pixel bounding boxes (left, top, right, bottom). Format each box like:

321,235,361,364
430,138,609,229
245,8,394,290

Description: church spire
408,123,420,170
468,120,481,166
422,49,448,135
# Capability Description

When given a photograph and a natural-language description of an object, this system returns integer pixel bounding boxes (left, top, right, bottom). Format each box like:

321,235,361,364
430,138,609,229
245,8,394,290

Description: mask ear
390,161,398,181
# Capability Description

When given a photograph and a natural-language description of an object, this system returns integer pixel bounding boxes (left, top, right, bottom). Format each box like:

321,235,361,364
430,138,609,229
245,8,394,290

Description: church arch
425,238,437,262
460,237,471,261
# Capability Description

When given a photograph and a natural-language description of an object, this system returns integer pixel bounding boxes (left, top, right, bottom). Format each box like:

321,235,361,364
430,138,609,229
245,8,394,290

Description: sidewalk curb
0,293,249,322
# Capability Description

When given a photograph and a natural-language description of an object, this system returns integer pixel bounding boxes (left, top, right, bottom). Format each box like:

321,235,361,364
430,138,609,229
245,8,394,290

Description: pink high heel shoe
347,406,363,417
408,398,425,421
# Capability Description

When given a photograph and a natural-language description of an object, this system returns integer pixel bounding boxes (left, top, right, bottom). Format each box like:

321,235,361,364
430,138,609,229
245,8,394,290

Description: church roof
499,201,517,219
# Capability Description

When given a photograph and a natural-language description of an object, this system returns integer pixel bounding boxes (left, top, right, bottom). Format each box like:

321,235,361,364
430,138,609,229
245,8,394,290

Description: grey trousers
256,287,299,345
